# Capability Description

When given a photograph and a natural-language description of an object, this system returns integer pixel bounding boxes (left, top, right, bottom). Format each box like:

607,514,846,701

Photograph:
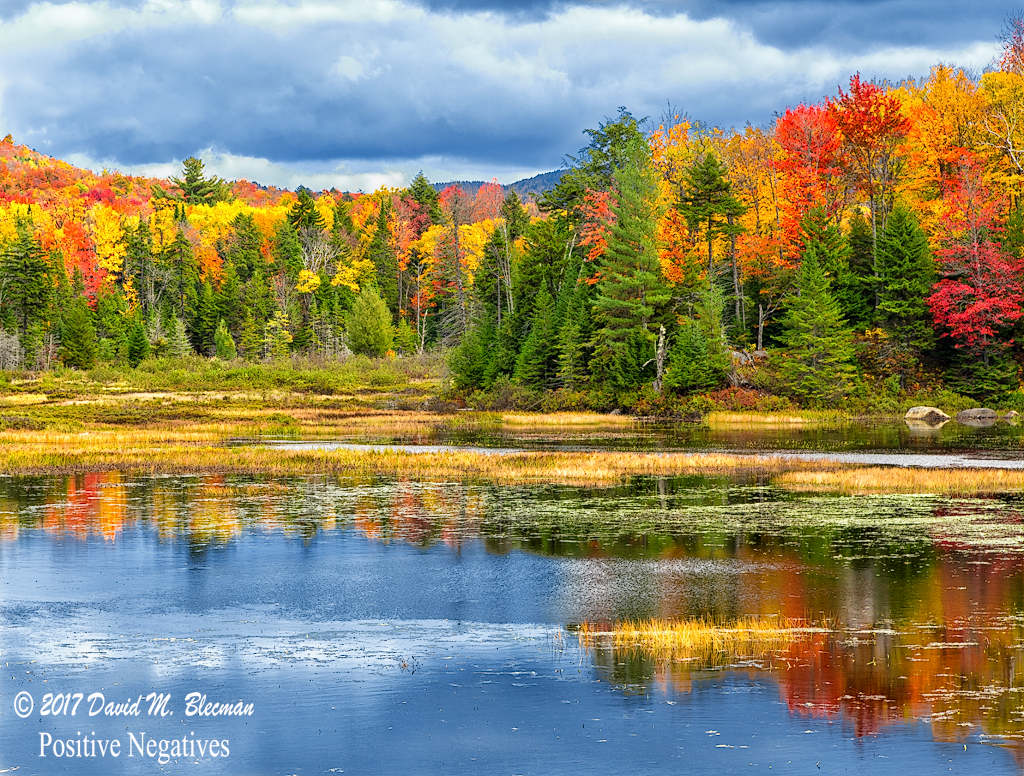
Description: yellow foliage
331,258,375,292
296,269,321,294
0,203,50,243
314,198,335,232
89,203,126,277
149,203,178,252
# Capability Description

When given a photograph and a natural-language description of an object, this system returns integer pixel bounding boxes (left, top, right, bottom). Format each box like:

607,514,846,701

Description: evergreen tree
152,157,231,204
216,259,243,334
2,219,51,337
409,172,442,224
214,318,237,360
166,314,194,358
126,318,150,367
540,108,647,220
513,289,559,389
847,211,877,317
60,296,96,370
775,245,856,404
228,212,266,282
239,310,264,361
590,137,671,393
272,220,303,280
676,152,746,280
264,310,293,361
367,197,398,315
801,209,869,329
191,280,218,355
287,189,326,231
347,285,394,357
877,205,935,353
665,321,720,393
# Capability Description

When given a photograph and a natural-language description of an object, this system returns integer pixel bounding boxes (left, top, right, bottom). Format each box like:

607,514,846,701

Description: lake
2,421,1024,773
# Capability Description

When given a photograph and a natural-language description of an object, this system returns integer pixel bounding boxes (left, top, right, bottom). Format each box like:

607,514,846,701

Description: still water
1,461,1024,773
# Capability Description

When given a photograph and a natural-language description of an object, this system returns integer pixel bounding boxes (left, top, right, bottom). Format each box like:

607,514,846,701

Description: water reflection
5,472,1024,758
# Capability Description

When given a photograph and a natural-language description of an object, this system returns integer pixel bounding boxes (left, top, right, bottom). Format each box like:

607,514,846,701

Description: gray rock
956,408,998,428
904,406,950,424
956,408,998,422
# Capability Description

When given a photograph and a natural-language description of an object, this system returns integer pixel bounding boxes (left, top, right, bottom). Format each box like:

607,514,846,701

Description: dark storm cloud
416,0,1011,52
0,0,1005,183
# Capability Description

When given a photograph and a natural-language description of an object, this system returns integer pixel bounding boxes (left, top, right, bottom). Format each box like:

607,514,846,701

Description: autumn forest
4,24,1024,411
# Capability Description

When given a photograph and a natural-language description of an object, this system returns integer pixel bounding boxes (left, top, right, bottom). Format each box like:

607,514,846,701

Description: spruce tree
265,310,293,361
346,285,394,357
214,318,237,360
590,137,671,394
847,212,876,318
191,280,218,355
228,212,266,281
676,152,746,279
126,319,150,367
409,172,442,224
287,189,326,231
367,198,398,316
272,221,303,280
776,245,856,404
60,296,96,370
801,209,869,329
2,219,50,337
166,314,194,358
877,205,935,353
216,259,243,333
513,289,559,389
665,321,720,394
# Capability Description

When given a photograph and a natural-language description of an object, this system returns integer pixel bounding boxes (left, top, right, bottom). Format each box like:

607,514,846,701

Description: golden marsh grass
578,616,810,662
779,466,1024,495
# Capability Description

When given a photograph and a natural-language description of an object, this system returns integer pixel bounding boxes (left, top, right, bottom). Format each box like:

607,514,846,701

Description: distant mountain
431,170,565,202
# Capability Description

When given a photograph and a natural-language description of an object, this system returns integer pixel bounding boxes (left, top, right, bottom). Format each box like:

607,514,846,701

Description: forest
3,24,1024,412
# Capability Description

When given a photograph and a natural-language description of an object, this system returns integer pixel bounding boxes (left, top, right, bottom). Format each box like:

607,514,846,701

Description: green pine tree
227,212,266,282
847,211,876,318
775,245,856,404
166,314,194,358
265,310,293,361
513,289,559,389
60,296,96,370
287,189,327,231
367,197,398,316
590,136,671,393
676,152,746,280
801,209,869,329
214,318,237,360
239,310,264,361
409,172,442,224
152,157,231,204
346,286,394,357
665,321,720,394
272,220,303,280
126,318,151,367
216,259,243,334
2,218,51,337
191,280,218,355
877,205,935,353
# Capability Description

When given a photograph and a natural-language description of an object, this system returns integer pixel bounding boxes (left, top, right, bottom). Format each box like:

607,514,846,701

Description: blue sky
0,1,1007,190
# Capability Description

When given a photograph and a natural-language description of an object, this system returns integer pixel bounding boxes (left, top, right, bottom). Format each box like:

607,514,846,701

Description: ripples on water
1,471,1024,772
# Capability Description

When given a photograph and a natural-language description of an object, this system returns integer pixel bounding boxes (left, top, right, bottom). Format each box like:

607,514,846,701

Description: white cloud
0,0,1006,184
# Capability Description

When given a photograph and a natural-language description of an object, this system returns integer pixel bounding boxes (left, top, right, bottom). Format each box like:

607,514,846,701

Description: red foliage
58,221,106,298
774,104,845,254
578,189,614,262
927,153,1024,350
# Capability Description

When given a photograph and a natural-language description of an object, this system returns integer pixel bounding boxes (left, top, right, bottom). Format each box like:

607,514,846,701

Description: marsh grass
578,616,812,663
779,466,1024,495
705,410,851,426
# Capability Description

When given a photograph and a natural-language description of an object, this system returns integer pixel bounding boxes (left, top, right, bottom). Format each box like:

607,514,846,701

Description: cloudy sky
0,0,1009,190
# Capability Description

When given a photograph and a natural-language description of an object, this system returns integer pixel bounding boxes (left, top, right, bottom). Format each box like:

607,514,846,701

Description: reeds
578,616,809,662
778,465,1024,495
0,438,842,483
706,411,848,426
